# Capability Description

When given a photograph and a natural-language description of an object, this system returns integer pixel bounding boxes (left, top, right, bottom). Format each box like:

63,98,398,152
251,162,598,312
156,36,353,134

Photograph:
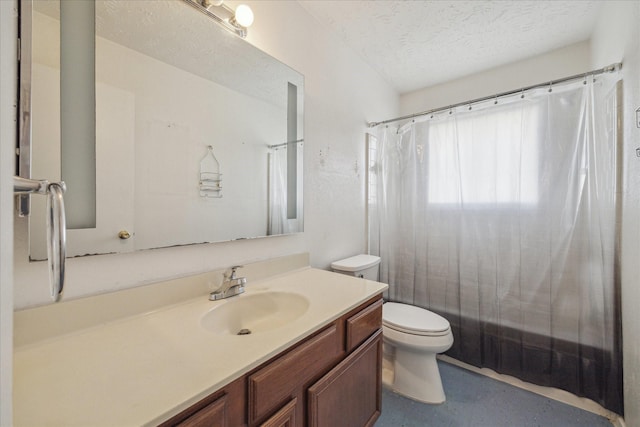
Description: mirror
28,0,304,260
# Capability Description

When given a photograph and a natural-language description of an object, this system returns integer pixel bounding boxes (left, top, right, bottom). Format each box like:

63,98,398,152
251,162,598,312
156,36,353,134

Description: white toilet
382,302,453,404
331,254,454,405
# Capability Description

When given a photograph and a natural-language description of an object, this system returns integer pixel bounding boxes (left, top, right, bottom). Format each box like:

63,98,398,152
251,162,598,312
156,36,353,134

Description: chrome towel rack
14,176,67,302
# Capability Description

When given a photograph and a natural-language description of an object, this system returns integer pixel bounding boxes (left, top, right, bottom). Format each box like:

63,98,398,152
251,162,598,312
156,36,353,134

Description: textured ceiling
298,0,602,94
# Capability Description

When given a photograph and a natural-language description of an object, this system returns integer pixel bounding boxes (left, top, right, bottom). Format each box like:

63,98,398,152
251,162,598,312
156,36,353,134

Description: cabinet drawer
346,299,382,353
159,376,246,427
175,395,227,427
260,398,297,427
249,323,342,424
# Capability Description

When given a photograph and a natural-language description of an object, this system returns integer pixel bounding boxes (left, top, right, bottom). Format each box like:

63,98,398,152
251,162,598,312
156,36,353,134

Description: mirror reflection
29,0,304,260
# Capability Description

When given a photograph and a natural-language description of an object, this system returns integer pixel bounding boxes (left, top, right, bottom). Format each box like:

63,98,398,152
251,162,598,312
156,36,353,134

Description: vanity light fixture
196,0,254,38
202,0,224,6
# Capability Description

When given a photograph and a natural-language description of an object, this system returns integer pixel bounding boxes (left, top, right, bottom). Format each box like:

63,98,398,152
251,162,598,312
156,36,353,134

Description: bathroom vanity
163,296,383,426
13,257,387,426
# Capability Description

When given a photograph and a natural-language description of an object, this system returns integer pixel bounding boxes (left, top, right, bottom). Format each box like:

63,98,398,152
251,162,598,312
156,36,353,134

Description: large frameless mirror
27,0,304,259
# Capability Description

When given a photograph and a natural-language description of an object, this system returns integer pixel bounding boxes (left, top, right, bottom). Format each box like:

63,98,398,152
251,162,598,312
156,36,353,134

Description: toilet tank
331,254,381,280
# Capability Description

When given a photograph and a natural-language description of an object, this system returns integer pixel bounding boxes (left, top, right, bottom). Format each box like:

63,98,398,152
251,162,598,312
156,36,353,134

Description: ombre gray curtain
369,74,623,414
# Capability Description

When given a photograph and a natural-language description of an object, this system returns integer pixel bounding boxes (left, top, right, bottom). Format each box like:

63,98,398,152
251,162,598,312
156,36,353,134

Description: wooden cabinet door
308,330,382,427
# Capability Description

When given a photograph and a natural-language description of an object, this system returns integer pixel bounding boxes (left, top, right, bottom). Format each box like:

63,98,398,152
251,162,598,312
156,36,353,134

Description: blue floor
375,360,613,427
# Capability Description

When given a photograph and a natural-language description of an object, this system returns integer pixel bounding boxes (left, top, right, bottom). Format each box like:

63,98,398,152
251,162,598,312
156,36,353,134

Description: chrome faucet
209,265,246,301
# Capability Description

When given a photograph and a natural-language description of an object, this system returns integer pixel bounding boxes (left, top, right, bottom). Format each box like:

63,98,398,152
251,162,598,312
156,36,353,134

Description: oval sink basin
201,291,310,335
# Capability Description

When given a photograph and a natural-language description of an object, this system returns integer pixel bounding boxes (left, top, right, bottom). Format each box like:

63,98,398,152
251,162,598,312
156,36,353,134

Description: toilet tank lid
331,254,381,272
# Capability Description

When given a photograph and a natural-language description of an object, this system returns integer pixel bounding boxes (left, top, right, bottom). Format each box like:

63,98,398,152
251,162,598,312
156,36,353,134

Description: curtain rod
367,62,622,128
268,138,304,149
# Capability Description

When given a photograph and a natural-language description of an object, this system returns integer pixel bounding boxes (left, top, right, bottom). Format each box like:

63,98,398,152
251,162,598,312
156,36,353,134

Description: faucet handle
228,265,244,279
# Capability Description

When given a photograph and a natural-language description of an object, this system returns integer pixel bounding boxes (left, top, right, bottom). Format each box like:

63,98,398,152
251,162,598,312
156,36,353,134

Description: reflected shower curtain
268,148,288,235
370,75,622,414
267,143,304,235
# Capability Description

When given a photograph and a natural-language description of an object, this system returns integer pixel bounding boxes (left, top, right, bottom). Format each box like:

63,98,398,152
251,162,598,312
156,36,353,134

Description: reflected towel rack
200,145,222,198
13,176,67,302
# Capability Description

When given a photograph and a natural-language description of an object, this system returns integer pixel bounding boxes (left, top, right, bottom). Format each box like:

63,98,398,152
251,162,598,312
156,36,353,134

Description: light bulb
234,4,254,28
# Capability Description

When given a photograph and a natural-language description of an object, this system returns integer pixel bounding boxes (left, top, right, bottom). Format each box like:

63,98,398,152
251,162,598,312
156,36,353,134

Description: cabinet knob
118,230,131,240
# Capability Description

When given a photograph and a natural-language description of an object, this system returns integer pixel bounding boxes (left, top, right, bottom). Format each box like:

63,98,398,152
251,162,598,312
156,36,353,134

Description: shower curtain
369,75,623,414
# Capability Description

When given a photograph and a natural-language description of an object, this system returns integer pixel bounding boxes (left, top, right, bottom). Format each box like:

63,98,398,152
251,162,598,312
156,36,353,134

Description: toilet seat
383,302,451,337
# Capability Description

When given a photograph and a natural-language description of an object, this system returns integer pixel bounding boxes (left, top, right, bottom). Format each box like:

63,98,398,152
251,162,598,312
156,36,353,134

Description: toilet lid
383,302,450,335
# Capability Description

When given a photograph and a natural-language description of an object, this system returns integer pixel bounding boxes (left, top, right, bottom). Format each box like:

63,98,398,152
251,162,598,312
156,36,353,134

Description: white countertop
13,267,387,426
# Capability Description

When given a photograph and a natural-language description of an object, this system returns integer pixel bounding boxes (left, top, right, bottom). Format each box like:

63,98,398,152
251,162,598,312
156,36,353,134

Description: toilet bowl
382,302,453,404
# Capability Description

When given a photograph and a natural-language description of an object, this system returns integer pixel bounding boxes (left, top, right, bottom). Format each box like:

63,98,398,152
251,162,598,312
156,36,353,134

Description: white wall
0,1,16,424
243,0,400,269
400,41,590,115
13,1,398,308
591,2,640,426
